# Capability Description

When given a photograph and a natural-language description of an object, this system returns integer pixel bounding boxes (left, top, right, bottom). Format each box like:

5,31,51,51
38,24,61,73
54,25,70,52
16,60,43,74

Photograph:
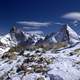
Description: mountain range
0,24,80,48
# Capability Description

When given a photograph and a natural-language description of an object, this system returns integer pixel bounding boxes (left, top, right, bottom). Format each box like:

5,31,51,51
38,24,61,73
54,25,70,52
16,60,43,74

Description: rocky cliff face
10,26,26,43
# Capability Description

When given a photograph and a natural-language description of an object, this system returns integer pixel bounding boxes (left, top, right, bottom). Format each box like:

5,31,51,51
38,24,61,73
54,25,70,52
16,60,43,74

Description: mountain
0,26,45,47
10,26,27,43
35,24,80,49
24,31,45,43
44,24,80,44
0,26,26,47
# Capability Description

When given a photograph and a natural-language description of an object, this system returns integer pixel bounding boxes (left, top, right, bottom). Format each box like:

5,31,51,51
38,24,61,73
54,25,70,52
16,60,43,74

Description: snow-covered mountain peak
0,26,45,47
44,24,80,44
64,24,80,43
10,26,17,33
65,24,79,38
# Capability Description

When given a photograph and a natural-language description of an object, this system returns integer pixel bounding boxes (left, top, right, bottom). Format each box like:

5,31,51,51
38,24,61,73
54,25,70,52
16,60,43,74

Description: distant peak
10,26,17,33
62,24,69,29
61,24,73,32
63,24,68,27
60,24,68,32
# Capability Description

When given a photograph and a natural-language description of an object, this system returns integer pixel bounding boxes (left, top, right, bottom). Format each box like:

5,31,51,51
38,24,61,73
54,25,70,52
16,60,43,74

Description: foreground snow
0,43,80,80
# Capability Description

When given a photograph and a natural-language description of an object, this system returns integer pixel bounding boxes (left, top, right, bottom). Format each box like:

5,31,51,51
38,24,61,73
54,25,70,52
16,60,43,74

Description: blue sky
0,0,80,34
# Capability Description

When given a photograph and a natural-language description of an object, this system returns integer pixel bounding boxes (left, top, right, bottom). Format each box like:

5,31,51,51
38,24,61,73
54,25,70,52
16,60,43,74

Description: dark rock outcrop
48,74,63,80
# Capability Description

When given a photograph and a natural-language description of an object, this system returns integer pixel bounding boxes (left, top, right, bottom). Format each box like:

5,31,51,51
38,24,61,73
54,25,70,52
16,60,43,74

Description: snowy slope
0,33,17,47
25,31,45,43
66,24,80,43
0,42,80,80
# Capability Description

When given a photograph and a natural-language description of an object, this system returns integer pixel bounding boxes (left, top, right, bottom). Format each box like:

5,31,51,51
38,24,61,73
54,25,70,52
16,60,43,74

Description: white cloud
62,12,80,21
54,22,64,25
17,21,50,27
27,31,43,34
23,26,40,29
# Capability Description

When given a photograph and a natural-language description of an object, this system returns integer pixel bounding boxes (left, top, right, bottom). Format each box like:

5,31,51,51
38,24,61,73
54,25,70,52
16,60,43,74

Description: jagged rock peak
60,24,69,32
10,26,17,33
9,26,26,43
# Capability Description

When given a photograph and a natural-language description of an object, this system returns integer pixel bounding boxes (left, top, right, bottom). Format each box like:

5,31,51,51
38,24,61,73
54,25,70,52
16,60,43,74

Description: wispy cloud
54,22,64,25
62,12,80,21
27,31,43,34
23,26,40,30
17,21,50,27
